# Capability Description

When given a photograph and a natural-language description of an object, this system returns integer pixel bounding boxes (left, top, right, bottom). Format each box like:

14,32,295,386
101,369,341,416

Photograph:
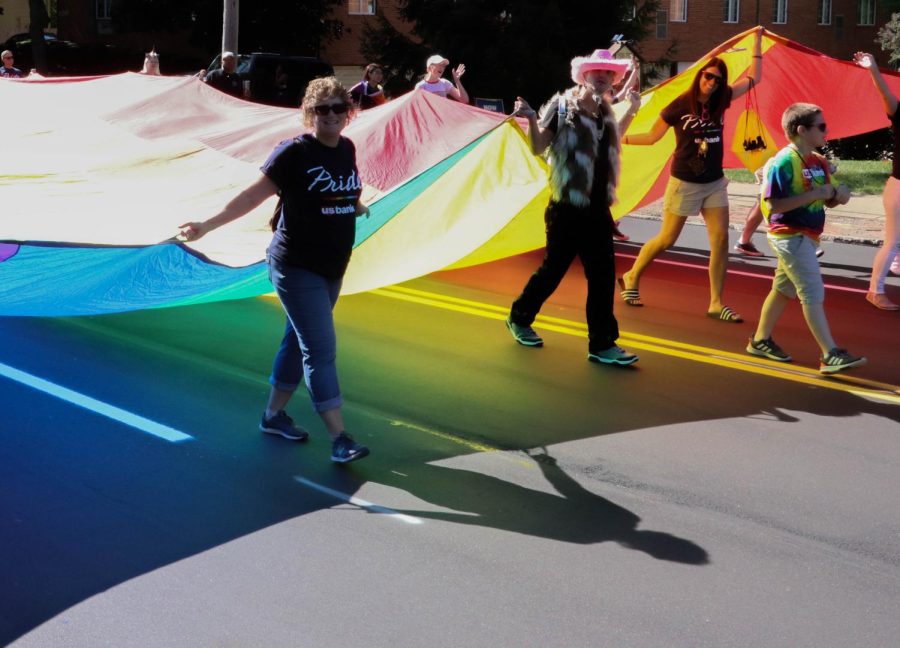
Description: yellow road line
372,285,900,405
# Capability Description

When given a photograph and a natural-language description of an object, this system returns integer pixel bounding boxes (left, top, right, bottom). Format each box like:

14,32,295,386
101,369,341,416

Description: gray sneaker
506,317,543,347
819,348,866,374
331,432,370,464
587,345,638,366
746,336,792,362
260,410,309,441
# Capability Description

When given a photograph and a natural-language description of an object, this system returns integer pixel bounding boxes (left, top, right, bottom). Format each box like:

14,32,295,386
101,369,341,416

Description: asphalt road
2,220,898,647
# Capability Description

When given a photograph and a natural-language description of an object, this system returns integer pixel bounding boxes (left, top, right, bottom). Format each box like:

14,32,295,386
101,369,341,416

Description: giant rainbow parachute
1,28,897,317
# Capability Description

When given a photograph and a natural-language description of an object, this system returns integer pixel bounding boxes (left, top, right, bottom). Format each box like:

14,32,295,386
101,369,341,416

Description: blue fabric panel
0,243,268,317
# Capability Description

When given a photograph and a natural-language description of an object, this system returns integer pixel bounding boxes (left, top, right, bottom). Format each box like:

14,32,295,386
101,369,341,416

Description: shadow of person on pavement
367,448,709,565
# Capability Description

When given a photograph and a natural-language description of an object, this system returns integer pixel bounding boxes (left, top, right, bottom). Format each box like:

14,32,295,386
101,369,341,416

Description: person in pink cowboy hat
618,27,764,323
505,48,642,366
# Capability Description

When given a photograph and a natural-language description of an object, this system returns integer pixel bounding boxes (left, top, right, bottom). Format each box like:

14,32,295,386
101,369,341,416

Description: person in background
0,50,24,78
619,27,764,323
746,103,865,374
349,63,387,110
204,51,243,98
177,77,372,464
506,49,641,366
140,49,161,76
415,54,468,103
854,51,900,310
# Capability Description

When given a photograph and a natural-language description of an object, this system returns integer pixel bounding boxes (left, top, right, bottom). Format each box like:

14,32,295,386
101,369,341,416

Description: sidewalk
627,182,886,246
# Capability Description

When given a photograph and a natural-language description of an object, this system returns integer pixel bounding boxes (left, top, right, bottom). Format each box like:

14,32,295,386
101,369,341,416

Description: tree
877,12,900,69
362,0,658,107
29,0,50,73
112,0,343,57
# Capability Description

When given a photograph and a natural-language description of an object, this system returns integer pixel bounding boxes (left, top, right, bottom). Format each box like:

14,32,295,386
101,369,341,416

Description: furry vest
539,88,621,207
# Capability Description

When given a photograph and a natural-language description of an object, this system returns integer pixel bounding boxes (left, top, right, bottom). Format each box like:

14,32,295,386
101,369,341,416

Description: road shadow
366,448,709,564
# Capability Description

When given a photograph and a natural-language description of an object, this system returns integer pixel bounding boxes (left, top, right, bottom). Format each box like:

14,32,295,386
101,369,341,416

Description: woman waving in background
178,77,372,464
855,51,900,311
619,27,764,323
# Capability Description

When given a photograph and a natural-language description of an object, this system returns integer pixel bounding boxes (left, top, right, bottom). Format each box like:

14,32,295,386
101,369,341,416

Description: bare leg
319,408,345,440
701,205,730,312
800,303,837,355
869,177,900,295
622,210,687,289
265,386,293,419
754,289,789,341
738,200,764,245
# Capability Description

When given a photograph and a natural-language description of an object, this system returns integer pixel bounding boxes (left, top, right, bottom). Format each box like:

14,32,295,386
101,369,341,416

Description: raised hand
452,64,466,80
853,52,875,69
513,96,535,118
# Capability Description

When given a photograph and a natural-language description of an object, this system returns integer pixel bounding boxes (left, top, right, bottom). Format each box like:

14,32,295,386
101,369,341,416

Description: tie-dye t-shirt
762,146,836,240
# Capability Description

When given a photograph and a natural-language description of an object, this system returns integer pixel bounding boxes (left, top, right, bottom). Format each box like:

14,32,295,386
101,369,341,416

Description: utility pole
222,0,239,54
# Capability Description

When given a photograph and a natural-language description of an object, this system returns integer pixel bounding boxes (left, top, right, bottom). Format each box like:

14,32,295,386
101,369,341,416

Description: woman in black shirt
619,28,763,323
178,77,372,463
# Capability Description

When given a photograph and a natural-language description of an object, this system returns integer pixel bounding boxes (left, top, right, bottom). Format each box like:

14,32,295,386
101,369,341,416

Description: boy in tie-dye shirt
746,103,867,374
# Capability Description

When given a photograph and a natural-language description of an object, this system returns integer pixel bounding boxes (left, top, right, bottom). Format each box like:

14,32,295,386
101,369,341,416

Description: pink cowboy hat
570,49,632,85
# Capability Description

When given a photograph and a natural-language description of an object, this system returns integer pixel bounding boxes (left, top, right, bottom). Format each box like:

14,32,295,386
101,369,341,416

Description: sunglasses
702,72,723,84
805,122,827,132
313,103,350,116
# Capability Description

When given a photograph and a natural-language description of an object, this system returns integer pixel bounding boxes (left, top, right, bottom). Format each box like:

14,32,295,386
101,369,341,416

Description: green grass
725,159,891,195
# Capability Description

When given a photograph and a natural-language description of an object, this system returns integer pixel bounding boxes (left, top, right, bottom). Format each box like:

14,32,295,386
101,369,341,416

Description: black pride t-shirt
661,86,733,184
263,134,362,279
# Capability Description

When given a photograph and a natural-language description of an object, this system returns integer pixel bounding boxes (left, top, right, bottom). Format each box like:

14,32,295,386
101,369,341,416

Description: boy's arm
766,183,835,214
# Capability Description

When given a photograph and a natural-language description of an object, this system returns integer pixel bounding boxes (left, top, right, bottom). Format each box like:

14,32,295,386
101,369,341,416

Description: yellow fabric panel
341,121,548,294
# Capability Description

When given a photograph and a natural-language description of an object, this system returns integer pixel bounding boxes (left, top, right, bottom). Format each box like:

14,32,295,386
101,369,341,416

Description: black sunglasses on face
702,72,723,84
806,122,827,132
313,103,350,116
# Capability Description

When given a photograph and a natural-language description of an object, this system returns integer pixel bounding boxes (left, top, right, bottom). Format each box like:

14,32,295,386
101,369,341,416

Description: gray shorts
663,176,730,216
767,234,825,305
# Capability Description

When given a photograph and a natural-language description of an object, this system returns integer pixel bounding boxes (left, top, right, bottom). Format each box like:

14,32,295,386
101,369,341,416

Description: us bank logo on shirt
321,203,357,215
306,166,362,193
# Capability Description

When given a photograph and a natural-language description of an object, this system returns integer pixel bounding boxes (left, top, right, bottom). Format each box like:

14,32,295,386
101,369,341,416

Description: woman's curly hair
300,77,355,127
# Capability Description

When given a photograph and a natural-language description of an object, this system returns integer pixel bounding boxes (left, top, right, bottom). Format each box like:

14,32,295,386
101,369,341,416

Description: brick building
320,0,414,88
640,0,889,72
51,0,891,78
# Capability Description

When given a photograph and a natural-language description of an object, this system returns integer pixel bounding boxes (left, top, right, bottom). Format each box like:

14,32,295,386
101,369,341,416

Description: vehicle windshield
206,53,251,75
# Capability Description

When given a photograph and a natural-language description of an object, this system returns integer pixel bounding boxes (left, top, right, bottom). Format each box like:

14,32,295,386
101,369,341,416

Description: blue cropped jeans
267,255,343,412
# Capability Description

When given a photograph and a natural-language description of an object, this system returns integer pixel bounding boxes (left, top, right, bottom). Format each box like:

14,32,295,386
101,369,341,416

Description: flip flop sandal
617,277,644,307
707,306,744,323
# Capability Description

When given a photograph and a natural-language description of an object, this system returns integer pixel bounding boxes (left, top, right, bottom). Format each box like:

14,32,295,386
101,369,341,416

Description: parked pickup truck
206,52,333,107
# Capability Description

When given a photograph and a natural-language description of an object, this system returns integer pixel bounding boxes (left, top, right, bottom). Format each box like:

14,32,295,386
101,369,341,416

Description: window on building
723,0,740,23
656,9,669,38
670,0,688,22
349,0,376,15
818,0,832,25
773,0,788,23
857,0,875,25
96,0,112,19
835,14,844,39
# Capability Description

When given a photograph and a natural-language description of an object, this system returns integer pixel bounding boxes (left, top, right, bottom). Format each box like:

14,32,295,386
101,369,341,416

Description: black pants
510,201,619,353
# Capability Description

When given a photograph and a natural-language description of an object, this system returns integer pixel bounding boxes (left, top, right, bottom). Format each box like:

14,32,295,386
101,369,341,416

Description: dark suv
206,52,333,107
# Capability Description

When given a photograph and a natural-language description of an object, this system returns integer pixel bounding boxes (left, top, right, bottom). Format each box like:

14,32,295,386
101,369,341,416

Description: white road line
294,476,423,525
0,361,193,443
